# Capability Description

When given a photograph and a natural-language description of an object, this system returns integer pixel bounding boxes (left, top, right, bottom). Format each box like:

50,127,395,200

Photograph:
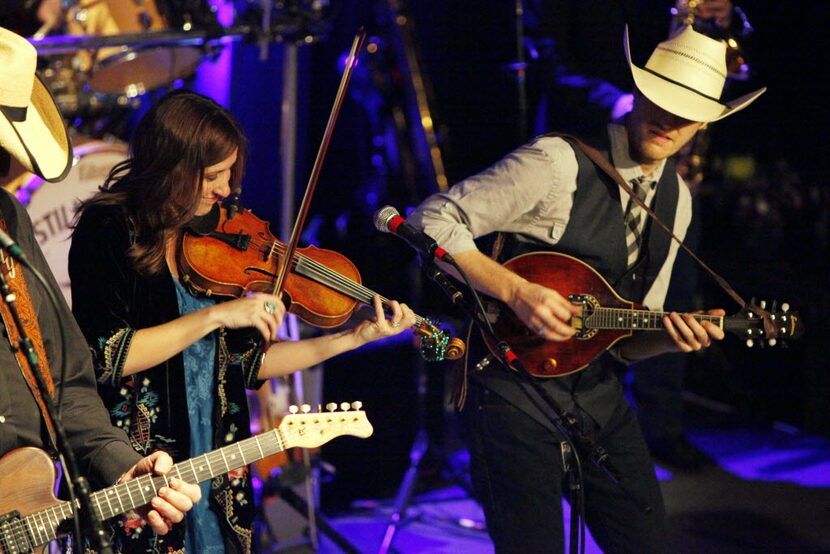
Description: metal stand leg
378,430,429,554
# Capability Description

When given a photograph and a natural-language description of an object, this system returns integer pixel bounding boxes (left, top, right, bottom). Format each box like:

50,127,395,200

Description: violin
176,203,465,362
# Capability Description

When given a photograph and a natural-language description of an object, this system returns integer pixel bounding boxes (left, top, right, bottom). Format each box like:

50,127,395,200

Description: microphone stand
0,266,113,554
377,259,478,554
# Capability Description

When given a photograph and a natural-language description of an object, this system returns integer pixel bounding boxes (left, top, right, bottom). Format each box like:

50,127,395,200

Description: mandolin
484,252,803,378
0,403,372,554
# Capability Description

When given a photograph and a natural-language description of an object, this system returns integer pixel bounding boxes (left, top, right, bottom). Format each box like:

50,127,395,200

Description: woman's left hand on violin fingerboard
354,295,417,345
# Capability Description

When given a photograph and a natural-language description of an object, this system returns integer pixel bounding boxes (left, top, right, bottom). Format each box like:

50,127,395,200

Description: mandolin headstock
725,300,804,348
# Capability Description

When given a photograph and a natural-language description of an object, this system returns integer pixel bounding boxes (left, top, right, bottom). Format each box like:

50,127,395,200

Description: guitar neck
21,429,287,547
587,307,724,331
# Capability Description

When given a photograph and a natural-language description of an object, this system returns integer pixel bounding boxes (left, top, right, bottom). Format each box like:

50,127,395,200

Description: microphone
226,188,242,220
373,206,453,263
0,228,31,267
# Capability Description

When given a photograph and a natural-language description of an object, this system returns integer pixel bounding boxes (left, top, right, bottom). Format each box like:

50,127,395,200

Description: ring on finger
264,301,276,315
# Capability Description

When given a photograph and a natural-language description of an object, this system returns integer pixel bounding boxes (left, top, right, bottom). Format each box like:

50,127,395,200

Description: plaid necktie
624,176,655,268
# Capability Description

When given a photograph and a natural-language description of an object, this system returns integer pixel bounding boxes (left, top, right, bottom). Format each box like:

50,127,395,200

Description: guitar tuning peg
340,402,351,412
351,401,363,411
301,404,311,413
289,405,299,414
326,402,338,412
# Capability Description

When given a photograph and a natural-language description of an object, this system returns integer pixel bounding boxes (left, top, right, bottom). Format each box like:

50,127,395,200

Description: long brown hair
78,90,248,275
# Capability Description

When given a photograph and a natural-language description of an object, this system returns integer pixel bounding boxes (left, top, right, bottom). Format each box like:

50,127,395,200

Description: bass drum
17,139,128,306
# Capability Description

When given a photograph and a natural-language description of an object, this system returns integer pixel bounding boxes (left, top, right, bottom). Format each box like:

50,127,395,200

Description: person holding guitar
68,89,416,554
0,26,201,546
408,25,764,553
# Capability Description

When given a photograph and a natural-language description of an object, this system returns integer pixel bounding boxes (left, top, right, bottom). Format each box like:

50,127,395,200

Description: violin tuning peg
325,402,338,412
351,401,363,411
301,404,311,413
289,405,299,414
340,402,351,412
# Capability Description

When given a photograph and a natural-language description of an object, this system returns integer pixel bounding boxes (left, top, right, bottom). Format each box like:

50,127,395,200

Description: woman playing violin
69,89,416,554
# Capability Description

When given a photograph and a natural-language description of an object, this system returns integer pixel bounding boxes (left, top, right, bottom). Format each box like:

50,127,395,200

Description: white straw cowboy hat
625,24,766,123
0,27,72,182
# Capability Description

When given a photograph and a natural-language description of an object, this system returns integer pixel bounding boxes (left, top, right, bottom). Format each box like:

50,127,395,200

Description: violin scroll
415,318,466,361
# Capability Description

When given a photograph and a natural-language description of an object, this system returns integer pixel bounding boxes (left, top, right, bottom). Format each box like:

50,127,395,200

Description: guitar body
0,448,57,554
485,251,639,378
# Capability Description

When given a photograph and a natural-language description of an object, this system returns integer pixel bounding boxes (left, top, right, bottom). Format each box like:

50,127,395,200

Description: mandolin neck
584,307,724,331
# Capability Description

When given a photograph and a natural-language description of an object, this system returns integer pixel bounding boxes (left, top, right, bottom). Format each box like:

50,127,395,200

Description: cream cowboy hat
0,27,72,182
625,24,766,123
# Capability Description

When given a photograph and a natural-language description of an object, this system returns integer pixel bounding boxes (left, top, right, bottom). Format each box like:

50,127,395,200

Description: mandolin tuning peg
781,302,790,313
325,402,337,412
768,338,777,347
340,402,351,412
301,404,311,413
746,338,754,348
289,405,299,414
351,401,363,411
759,300,767,309
771,300,778,313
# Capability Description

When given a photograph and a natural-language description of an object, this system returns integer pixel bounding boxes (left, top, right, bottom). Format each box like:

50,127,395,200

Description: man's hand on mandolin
508,280,581,342
663,309,726,352
618,308,726,362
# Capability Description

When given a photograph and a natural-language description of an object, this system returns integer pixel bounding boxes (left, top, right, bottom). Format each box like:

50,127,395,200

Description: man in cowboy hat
408,25,764,552
0,26,201,540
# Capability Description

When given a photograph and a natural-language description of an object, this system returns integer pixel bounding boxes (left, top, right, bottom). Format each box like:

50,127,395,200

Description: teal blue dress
174,278,226,553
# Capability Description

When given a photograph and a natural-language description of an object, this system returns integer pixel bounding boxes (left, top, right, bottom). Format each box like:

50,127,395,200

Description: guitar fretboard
584,307,723,331
18,428,287,549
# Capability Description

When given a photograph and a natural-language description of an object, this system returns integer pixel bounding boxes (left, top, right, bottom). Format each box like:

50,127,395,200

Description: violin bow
271,28,368,297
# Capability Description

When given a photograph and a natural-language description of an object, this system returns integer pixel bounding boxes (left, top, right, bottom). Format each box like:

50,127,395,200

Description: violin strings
243,237,427,326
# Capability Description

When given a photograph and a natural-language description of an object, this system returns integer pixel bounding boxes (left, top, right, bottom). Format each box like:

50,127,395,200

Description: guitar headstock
726,300,804,348
278,401,373,449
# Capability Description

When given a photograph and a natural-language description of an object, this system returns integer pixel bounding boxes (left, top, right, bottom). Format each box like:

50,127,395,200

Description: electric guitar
0,403,373,554
484,252,803,377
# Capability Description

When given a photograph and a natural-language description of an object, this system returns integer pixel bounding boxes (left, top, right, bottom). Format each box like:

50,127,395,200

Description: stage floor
261,394,830,553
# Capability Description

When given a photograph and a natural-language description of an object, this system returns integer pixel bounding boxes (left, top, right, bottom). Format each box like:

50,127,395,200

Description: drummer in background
69,89,417,554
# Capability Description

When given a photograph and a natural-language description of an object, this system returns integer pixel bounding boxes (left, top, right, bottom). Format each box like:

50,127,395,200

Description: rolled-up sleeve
408,136,579,252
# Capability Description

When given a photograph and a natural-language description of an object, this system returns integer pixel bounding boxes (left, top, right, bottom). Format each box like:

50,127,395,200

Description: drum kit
1,0,330,303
